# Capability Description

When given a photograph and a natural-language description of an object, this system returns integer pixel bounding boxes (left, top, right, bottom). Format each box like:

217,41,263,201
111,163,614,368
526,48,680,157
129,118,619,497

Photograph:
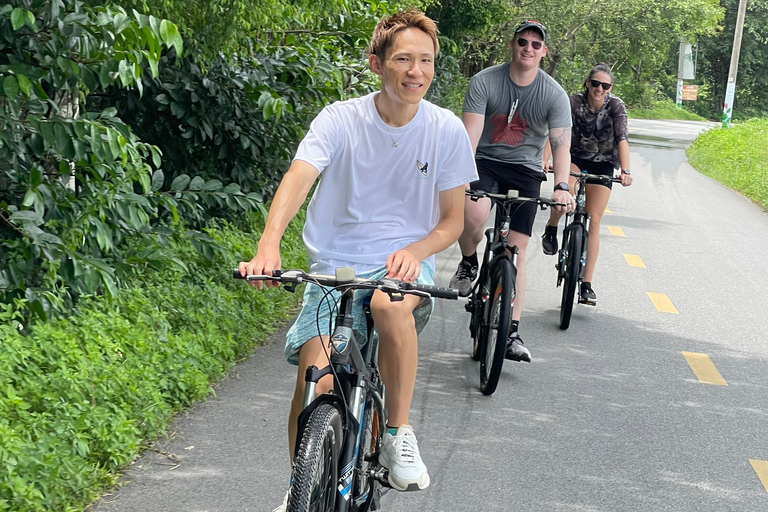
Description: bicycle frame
473,192,522,301
558,177,590,286
297,285,388,512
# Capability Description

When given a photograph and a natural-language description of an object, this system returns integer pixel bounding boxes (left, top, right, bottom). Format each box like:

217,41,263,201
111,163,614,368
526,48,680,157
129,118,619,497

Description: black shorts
572,155,616,190
470,159,544,237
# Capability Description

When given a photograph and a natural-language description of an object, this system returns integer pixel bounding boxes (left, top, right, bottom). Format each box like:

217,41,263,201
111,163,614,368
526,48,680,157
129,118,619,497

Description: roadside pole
722,0,748,127
676,38,685,108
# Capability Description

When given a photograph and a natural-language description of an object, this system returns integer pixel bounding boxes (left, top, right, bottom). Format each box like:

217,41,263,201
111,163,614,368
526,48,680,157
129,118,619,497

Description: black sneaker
541,225,558,255
505,333,531,362
449,260,478,297
580,282,597,305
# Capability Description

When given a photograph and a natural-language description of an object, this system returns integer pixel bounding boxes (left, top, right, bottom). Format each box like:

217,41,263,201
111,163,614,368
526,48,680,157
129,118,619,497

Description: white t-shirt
294,92,478,274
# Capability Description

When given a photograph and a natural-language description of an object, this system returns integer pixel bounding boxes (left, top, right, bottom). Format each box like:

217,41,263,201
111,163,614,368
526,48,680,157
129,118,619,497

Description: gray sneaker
449,260,478,297
505,333,531,362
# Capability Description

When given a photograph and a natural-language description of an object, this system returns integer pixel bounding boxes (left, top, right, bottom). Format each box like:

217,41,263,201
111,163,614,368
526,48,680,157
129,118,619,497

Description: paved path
90,119,768,512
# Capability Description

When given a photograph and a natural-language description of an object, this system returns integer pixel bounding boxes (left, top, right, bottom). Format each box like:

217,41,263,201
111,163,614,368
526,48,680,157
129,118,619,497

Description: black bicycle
464,189,562,395
235,267,457,512
556,172,621,330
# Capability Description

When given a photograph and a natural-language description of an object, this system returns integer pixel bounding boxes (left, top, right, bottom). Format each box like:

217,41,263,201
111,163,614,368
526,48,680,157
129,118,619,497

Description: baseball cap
514,19,547,42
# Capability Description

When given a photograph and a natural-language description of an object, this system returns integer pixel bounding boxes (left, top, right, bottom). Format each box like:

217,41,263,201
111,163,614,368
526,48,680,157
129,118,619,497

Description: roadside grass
687,118,768,211
0,211,308,512
627,99,708,121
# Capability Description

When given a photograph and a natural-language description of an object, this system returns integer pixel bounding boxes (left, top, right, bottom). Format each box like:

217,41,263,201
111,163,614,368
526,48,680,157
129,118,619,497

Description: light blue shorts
284,265,435,365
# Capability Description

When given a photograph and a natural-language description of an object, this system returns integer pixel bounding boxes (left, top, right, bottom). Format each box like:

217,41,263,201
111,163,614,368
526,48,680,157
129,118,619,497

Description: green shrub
0,211,308,512
687,118,768,211
627,99,708,121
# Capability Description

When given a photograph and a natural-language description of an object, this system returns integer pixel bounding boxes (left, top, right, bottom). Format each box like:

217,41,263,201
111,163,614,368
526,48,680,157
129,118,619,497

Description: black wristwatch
553,182,570,192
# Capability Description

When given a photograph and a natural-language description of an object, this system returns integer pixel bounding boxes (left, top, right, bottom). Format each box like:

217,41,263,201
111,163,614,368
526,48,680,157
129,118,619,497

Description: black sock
462,252,478,268
510,320,519,333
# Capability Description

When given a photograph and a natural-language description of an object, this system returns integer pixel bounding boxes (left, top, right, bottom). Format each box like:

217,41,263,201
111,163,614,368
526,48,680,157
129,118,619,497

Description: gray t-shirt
463,64,571,175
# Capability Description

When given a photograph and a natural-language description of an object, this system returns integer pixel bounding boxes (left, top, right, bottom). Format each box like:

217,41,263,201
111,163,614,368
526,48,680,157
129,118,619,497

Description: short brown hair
366,9,439,59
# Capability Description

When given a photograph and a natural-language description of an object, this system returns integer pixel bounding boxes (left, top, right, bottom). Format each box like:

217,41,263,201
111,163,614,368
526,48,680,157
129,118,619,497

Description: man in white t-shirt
238,9,477,510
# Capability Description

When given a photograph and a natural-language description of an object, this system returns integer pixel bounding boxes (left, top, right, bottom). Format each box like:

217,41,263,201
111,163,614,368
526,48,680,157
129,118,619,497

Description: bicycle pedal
578,298,596,306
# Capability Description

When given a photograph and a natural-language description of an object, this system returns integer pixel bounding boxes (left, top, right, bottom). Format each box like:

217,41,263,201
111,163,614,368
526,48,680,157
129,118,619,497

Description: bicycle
234,267,457,512
556,171,621,330
464,189,562,395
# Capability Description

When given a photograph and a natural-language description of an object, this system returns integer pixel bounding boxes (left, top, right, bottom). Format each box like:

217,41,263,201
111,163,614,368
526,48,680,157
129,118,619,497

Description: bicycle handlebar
569,171,622,183
466,189,566,208
233,268,459,300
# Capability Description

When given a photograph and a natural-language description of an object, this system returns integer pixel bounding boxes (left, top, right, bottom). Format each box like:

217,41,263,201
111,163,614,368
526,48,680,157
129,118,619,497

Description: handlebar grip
233,268,244,279
403,282,459,300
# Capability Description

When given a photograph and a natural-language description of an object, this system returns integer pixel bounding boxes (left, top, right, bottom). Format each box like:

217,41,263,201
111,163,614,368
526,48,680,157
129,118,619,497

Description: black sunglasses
516,38,543,50
590,79,612,90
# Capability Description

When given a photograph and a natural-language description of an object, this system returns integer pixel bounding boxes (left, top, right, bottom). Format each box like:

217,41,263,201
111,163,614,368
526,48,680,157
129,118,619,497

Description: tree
0,1,259,321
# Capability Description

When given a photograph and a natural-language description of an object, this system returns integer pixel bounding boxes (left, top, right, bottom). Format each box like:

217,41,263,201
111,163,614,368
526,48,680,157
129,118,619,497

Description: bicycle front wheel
480,258,514,395
559,225,583,330
290,404,343,512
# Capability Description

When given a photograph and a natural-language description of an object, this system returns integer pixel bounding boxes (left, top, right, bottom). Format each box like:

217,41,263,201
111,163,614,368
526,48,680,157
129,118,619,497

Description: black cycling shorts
571,155,616,190
469,159,544,237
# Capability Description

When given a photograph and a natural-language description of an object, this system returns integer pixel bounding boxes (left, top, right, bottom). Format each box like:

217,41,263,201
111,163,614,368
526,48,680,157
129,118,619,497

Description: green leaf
189,176,205,191
22,189,36,207
202,179,223,192
151,170,165,191
159,20,179,48
223,183,240,194
16,74,31,97
10,210,44,225
10,8,25,30
170,174,191,191
3,76,19,98
54,123,69,153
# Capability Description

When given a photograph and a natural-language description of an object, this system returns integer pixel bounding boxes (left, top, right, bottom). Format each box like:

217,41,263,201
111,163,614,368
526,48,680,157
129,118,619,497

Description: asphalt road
89,119,768,512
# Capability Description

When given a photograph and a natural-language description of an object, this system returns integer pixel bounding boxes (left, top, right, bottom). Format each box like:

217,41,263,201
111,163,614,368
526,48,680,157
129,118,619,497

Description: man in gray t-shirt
449,19,575,363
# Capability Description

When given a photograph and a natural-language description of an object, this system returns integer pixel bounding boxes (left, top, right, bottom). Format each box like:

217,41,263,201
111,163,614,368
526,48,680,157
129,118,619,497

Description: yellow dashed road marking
623,254,646,268
604,207,612,214
749,459,768,493
681,352,727,385
607,226,625,237
647,292,678,313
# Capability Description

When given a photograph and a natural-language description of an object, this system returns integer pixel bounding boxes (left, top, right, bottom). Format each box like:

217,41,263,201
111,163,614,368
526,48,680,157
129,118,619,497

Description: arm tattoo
549,127,571,150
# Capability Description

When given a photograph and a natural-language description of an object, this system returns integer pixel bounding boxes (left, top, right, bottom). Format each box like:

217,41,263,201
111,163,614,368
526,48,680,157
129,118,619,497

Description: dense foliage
0,212,308,512
0,1,266,322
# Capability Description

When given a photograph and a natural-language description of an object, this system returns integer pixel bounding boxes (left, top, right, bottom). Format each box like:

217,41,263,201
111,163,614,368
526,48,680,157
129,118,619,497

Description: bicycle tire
289,404,343,512
480,258,514,395
559,225,583,330
470,281,487,362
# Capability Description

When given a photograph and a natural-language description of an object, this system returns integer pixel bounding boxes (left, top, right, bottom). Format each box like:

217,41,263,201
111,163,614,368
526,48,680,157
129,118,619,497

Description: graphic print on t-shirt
490,108,529,146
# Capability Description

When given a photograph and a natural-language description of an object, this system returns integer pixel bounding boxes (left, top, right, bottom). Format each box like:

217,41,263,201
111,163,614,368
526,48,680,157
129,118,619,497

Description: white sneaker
379,425,430,491
272,489,289,512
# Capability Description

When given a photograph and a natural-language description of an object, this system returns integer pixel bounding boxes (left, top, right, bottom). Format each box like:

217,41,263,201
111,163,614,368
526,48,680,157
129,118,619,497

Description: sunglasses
516,38,543,50
590,79,612,90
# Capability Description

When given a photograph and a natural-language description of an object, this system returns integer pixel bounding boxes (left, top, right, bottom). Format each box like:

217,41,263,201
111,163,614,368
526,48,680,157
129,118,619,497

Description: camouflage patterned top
570,91,628,169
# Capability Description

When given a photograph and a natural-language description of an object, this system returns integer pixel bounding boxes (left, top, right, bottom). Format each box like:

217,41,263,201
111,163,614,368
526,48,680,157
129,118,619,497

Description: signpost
681,85,698,101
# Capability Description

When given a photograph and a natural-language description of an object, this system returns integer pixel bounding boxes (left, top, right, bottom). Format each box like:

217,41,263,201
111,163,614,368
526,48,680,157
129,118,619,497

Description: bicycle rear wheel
559,225,583,330
290,404,343,512
480,258,514,395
